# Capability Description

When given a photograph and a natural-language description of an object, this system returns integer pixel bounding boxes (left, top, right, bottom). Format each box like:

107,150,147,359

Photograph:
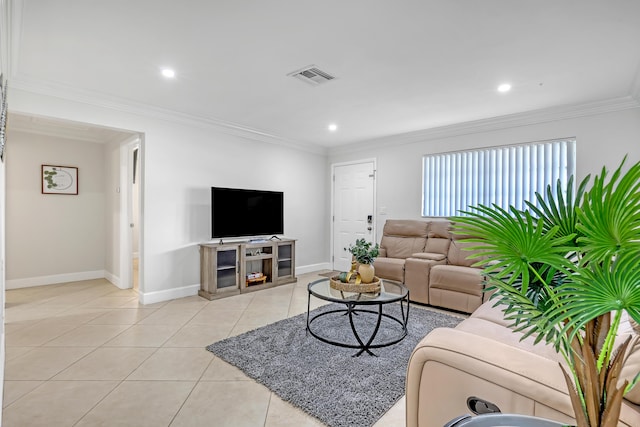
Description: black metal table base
306,295,410,357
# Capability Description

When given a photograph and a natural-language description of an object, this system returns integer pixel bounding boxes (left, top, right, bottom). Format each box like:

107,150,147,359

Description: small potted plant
349,238,380,283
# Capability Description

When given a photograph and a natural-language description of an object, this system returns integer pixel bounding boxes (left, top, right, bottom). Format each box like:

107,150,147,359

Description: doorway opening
119,136,142,293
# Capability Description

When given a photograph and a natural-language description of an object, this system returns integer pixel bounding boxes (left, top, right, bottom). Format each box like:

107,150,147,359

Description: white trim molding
8,78,327,156
138,284,199,305
104,271,123,289
138,262,329,305
6,270,106,289
297,263,332,275
330,96,640,156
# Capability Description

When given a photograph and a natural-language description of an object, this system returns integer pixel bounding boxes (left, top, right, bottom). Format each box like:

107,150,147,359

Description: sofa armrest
374,257,406,282
404,257,447,304
410,252,446,261
406,328,575,427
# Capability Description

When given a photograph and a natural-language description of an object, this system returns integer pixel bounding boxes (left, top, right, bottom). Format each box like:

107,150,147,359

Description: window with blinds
421,138,576,217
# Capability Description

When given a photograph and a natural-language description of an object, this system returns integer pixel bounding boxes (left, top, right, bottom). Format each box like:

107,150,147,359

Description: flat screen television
211,187,284,239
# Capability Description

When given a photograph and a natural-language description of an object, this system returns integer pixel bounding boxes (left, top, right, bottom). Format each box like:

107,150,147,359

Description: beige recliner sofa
374,220,432,283
406,301,640,427
428,231,488,313
374,219,485,313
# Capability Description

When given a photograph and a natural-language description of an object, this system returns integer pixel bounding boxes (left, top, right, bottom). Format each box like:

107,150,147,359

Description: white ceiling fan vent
288,65,336,86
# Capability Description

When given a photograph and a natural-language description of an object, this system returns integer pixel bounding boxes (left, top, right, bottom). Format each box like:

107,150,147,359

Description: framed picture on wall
42,165,79,195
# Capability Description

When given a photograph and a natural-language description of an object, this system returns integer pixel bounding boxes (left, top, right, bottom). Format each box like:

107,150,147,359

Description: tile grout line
4,274,333,426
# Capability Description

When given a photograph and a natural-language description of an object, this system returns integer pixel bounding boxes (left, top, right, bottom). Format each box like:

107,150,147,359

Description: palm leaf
577,158,640,264
545,252,640,348
526,174,590,246
453,206,575,293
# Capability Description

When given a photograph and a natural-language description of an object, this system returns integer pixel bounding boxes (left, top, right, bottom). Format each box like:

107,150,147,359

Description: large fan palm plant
453,157,640,427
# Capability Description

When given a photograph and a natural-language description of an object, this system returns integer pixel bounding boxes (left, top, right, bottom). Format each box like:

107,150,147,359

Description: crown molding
7,114,135,144
329,96,640,156
8,77,328,156
9,74,640,159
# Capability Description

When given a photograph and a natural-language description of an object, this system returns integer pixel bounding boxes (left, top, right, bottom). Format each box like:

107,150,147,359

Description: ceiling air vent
288,65,336,86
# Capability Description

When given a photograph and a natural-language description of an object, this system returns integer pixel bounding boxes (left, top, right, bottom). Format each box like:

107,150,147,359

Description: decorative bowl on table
329,275,381,293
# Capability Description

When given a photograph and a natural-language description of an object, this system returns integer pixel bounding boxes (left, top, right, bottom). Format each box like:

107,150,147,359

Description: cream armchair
406,301,640,427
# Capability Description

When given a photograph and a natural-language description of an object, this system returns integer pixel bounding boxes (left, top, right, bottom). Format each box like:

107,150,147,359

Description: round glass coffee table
306,277,409,356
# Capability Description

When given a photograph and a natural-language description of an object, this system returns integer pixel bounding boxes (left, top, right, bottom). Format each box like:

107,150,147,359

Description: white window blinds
421,139,576,217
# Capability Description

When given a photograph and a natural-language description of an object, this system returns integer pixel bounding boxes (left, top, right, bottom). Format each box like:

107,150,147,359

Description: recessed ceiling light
161,68,176,79
328,123,338,132
497,83,512,93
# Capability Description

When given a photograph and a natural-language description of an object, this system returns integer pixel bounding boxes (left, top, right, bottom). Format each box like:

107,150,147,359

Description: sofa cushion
410,252,446,261
447,237,483,267
429,288,484,314
456,317,562,362
382,236,427,259
383,219,430,237
380,220,429,259
430,265,483,296
472,303,640,405
617,312,640,405
374,257,405,282
470,300,512,328
424,221,451,255
621,335,640,404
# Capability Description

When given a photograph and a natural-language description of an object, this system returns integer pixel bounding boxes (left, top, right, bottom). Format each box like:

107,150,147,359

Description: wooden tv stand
198,238,296,300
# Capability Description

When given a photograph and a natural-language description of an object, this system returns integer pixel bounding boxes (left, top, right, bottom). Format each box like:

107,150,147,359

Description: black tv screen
211,187,284,239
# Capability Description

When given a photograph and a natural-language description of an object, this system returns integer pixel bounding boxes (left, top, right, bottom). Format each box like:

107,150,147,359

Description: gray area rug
206,303,462,427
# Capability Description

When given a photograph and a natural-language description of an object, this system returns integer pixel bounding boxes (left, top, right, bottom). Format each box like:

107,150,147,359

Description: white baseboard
5,263,333,301
297,262,332,275
6,270,106,289
104,271,126,289
139,284,199,305
138,264,328,306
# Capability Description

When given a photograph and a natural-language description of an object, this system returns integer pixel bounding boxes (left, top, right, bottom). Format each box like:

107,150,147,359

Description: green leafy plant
43,169,59,189
348,238,379,264
452,156,640,427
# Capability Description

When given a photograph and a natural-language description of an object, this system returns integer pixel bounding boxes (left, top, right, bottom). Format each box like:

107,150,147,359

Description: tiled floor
2,272,406,426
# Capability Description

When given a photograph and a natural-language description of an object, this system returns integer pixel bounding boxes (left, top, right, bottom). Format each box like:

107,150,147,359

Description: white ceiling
5,0,640,148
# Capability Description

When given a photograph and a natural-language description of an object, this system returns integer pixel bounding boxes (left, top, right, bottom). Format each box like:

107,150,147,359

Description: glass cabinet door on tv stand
199,244,241,300
276,241,295,282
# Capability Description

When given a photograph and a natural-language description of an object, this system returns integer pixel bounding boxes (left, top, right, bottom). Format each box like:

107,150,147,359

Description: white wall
132,149,140,257
0,132,5,415
329,108,640,242
141,122,329,301
7,89,640,302
5,130,107,287
104,138,122,284
8,88,330,302
1,0,10,415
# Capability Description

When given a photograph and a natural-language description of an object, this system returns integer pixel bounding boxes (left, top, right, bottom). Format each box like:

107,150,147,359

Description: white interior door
332,161,376,272
119,137,141,291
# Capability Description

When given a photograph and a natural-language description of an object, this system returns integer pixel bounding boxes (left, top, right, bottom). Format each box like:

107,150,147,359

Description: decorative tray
329,276,381,293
